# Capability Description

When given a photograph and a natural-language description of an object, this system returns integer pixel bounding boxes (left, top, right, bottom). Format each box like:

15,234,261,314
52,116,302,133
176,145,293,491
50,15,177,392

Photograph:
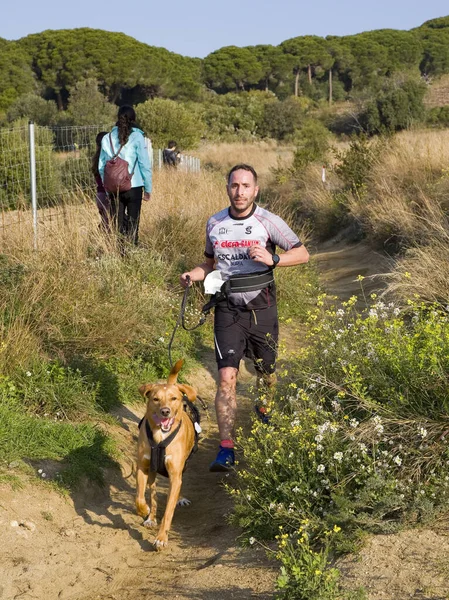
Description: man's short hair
227,164,258,184
168,140,177,149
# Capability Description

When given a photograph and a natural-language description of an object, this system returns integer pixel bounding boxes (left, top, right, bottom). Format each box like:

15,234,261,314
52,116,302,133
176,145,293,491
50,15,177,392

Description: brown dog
136,359,198,550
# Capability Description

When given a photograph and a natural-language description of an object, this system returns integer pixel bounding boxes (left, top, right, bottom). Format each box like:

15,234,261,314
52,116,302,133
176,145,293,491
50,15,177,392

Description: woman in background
99,105,152,246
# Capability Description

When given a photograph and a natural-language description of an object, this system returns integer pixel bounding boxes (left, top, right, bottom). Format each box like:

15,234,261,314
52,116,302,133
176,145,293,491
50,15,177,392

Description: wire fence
0,122,201,248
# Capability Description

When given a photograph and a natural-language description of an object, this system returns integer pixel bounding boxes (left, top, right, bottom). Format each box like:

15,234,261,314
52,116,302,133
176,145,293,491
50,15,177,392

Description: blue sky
2,0,448,57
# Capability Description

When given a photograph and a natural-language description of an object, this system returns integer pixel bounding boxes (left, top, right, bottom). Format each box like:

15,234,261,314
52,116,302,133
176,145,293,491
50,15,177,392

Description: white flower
393,455,402,466
333,452,343,462
292,486,300,493
317,464,326,473
265,458,273,465
316,444,323,451
26,371,32,377
247,494,252,500
418,427,428,439
359,443,368,454
269,502,276,510
158,337,165,343
249,537,255,545
350,419,359,428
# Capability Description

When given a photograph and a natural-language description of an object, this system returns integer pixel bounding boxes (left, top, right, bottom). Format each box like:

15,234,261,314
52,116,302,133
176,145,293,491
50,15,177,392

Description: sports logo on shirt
213,240,260,248
245,226,252,234
219,227,231,235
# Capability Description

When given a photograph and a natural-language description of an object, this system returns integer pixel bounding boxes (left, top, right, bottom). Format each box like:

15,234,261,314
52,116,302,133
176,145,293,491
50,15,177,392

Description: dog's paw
153,537,168,550
177,497,191,507
143,515,157,528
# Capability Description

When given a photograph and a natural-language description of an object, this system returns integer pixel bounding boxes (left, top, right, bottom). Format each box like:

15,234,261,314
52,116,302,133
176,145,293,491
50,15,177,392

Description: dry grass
0,169,234,373
193,140,294,185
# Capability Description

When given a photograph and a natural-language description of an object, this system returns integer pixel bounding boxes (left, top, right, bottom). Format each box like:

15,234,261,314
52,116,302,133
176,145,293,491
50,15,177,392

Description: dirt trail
3,239,449,600
1,348,277,600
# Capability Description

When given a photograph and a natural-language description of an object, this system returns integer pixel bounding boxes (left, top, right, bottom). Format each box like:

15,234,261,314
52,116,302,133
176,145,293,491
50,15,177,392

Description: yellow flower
333,525,341,533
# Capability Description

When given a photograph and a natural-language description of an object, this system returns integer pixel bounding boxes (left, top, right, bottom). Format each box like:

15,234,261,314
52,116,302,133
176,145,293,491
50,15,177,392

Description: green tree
137,98,204,149
280,36,329,96
360,78,426,134
418,28,449,76
7,93,58,126
339,35,390,89
0,42,36,112
202,46,263,92
247,45,294,92
66,79,116,126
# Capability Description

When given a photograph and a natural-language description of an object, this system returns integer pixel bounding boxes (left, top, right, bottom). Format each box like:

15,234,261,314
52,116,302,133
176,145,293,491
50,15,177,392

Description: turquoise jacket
99,126,152,193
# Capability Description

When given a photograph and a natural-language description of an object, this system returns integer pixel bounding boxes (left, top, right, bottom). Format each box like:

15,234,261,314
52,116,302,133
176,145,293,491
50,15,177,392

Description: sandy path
0,349,277,600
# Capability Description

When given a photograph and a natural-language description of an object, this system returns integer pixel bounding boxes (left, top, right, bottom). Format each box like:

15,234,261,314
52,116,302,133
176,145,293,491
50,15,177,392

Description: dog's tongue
161,418,172,430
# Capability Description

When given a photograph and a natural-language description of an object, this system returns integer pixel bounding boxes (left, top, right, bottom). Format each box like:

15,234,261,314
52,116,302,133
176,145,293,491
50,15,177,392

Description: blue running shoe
209,445,235,472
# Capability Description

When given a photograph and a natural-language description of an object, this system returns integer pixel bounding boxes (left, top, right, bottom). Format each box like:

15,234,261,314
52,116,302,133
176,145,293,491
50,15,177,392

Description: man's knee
217,367,238,394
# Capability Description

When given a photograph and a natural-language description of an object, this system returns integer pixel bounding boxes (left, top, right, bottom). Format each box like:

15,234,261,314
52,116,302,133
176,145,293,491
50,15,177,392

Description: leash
167,275,209,412
167,275,209,368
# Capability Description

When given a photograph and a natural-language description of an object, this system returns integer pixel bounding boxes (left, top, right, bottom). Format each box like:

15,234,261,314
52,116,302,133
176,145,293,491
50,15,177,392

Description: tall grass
194,141,294,185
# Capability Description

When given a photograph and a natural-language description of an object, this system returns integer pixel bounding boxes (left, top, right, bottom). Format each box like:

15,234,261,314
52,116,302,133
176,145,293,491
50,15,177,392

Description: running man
180,164,309,471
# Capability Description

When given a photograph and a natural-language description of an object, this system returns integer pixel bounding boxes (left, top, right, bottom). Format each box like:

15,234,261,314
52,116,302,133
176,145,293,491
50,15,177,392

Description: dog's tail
167,359,184,384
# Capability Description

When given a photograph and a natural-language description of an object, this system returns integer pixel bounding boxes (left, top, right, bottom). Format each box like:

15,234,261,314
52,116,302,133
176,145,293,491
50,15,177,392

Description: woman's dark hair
116,105,136,146
91,131,108,177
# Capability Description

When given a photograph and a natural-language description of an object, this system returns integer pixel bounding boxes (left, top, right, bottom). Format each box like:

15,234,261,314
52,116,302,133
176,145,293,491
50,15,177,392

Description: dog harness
138,395,200,478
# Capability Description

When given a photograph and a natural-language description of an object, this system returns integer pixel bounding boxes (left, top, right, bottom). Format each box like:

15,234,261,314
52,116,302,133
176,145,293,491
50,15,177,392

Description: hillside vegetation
3,17,449,142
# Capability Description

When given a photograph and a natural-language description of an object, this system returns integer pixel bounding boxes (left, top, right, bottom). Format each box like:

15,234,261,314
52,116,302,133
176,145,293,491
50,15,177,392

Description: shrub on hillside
137,98,204,149
426,105,449,127
334,135,384,191
260,96,308,140
65,79,116,127
292,120,330,171
360,79,426,134
7,93,58,126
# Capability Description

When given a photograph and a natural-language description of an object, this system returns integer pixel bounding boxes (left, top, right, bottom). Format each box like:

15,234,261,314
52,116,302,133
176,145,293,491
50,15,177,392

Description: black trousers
110,186,143,245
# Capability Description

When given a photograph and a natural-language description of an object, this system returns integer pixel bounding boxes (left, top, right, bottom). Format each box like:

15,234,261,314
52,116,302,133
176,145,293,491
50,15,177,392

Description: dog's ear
177,384,197,403
139,383,154,398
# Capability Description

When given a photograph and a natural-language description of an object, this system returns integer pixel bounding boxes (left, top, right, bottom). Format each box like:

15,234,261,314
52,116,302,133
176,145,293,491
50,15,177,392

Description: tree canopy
0,18,449,116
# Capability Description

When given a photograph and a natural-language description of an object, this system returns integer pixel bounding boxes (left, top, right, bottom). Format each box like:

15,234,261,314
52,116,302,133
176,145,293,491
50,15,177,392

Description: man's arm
248,244,309,267
180,257,215,288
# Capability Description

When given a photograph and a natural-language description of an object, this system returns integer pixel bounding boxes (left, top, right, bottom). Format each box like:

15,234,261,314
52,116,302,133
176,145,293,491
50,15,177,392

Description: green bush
360,79,426,134
293,119,330,171
7,93,58,126
426,105,449,127
0,122,61,209
137,97,204,149
334,135,384,191
260,96,307,140
230,292,449,597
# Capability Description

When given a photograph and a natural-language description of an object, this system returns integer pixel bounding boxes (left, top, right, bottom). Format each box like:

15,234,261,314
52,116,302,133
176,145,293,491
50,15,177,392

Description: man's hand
180,273,193,288
143,192,151,202
248,245,275,266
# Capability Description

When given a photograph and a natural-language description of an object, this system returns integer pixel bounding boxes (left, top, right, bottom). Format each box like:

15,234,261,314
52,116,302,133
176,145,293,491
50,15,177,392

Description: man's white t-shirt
204,204,302,308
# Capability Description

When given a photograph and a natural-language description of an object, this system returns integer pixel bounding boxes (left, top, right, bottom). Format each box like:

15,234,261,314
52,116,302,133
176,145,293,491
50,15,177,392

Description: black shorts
214,305,278,374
